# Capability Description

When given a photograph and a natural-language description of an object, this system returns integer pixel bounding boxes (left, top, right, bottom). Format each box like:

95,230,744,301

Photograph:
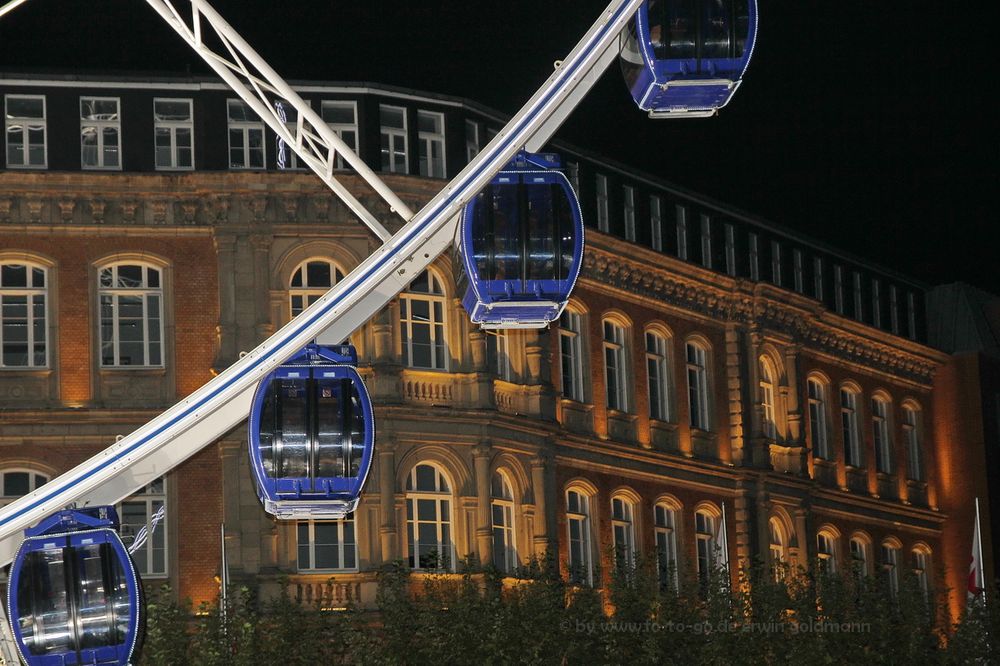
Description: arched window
850,535,871,581
645,328,672,422
840,387,862,467
912,546,931,601
903,403,923,481
654,501,679,590
807,377,830,459
566,487,594,585
611,495,636,569
871,395,893,474
406,463,454,570
817,529,838,574
881,540,900,598
289,259,345,317
558,307,586,402
0,469,48,502
686,341,710,430
399,270,448,370
98,262,163,367
768,517,786,581
0,261,48,368
603,319,629,412
491,471,517,573
118,478,168,577
695,508,718,587
760,357,777,439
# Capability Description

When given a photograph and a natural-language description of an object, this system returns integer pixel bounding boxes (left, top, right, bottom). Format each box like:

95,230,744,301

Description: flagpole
976,497,987,604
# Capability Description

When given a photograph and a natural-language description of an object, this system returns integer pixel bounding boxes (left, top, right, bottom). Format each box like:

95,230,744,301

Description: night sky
1,0,996,292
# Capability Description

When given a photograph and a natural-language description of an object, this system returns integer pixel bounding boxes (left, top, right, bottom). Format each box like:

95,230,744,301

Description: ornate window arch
806,372,832,460
912,542,932,600
901,400,924,481
849,531,873,580
839,382,863,468
602,313,632,413
610,488,640,570
644,323,674,423
816,525,841,574
881,537,902,598
565,481,597,585
0,258,51,368
653,495,682,590
399,268,449,370
491,468,517,573
289,258,346,318
558,300,588,402
694,502,722,586
405,462,456,571
97,260,166,367
0,467,50,503
768,517,787,581
871,391,893,474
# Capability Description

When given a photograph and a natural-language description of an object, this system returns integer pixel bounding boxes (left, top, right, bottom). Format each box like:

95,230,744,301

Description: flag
716,502,731,573
968,497,986,604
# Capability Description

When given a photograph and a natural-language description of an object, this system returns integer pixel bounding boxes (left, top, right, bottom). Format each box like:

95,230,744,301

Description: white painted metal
144,0,408,241
0,0,645,575
0,599,18,666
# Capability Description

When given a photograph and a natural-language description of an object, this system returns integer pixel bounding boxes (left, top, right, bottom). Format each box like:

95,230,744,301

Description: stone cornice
583,244,945,387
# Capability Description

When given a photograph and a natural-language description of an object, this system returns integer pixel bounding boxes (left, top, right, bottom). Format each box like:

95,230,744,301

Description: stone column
793,507,810,568
213,234,238,371
250,234,273,342
473,443,493,567
373,306,395,363
530,452,556,558
218,438,244,572
378,439,398,563
783,345,803,445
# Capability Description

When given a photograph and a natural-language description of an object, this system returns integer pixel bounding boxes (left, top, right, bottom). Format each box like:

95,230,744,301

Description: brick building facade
0,73,990,622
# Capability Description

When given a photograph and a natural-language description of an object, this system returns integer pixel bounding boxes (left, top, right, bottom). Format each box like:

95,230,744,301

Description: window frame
490,471,517,574
380,104,408,174
405,463,455,571
695,509,717,586
566,488,594,586
759,357,777,439
464,119,480,162
603,319,629,413
399,270,449,371
416,109,446,178
817,531,838,574
558,308,586,402
595,174,609,233
153,97,194,171
881,542,900,598
321,100,359,170
611,496,636,570
297,516,358,573
0,469,49,502
5,94,47,169
903,404,923,481
117,479,168,578
0,261,49,369
622,185,636,241
650,195,663,251
840,387,862,468
289,259,346,318
645,329,672,422
686,341,710,431
80,96,122,171
486,328,513,382
226,99,266,170
98,262,165,368
654,502,678,590
872,395,893,474
807,378,830,460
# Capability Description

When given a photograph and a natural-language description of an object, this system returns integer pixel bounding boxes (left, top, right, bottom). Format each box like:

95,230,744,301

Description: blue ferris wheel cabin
7,507,144,666
248,344,375,520
456,151,584,329
620,0,758,118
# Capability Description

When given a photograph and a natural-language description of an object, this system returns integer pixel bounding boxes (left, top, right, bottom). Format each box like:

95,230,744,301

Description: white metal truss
0,0,644,578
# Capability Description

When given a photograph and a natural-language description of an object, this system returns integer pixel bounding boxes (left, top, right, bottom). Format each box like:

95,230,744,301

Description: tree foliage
138,557,999,665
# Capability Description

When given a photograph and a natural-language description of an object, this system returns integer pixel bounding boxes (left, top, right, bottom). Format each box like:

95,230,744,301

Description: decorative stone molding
0,197,12,223
209,195,231,222
57,199,75,222
247,197,268,223
281,195,299,221
179,200,199,224
119,200,138,223
312,195,331,222
89,199,106,224
26,198,43,223
150,200,169,225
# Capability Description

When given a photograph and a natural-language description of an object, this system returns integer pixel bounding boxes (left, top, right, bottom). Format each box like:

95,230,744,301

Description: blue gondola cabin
456,151,584,329
620,0,758,117
248,344,375,520
7,506,144,666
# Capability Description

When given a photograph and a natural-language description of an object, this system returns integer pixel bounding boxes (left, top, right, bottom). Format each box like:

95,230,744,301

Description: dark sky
1,0,996,292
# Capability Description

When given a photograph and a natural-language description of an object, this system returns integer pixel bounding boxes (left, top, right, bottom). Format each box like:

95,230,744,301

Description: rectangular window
872,399,892,474
321,100,358,169
227,99,265,169
623,186,636,241
700,215,713,269
793,250,804,293
725,224,737,277
882,546,899,599
417,110,446,178
813,257,824,301
853,271,864,322
768,241,780,286
380,104,408,173
646,332,671,422
566,491,592,585
903,407,922,481
654,505,678,590
611,498,635,569
80,97,121,170
834,265,845,314
595,174,609,232
99,264,163,367
603,321,628,412
5,94,46,168
841,389,861,467
907,292,917,339
808,379,829,459
686,343,710,430
486,328,512,382
559,310,585,402
297,518,357,571
695,512,716,588
650,196,663,251
0,263,47,368
118,479,167,577
748,232,759,281
890,285,900,334
676,206,688,261
154,98,193,170
872,279,882,328
464,119,479,162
